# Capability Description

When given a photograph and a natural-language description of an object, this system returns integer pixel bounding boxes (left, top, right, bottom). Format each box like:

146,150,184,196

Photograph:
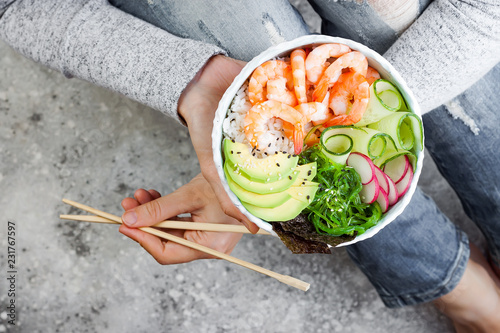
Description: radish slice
385,173,399,206
376,187,389,213
396,164,414,198
359,177,379,204
347,152,376,185
383,155,409,183
374,165,389,193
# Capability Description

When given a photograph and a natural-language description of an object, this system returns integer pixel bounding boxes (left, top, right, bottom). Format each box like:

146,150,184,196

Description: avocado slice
296,162,317,182
225,162,299,194
288,181,320,203
226,170,291,208
223,139,298,182
225,162,317,195
241,197,311,222
226,169,319,208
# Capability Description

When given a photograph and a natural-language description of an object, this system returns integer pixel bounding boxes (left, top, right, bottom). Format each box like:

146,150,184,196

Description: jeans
109,0,500,308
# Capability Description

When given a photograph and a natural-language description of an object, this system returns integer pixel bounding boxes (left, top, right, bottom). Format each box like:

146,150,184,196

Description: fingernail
123,211,137,226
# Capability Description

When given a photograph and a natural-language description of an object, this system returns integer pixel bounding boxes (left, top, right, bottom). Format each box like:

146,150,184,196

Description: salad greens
299,145,382,236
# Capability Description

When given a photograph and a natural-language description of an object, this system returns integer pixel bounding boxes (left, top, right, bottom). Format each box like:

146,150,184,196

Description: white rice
222,81,295,158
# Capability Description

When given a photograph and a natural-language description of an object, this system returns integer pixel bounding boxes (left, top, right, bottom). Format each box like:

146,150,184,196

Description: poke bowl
212,35,424,252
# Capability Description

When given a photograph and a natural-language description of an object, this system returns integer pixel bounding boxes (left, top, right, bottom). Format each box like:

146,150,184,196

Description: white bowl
212,35,424,247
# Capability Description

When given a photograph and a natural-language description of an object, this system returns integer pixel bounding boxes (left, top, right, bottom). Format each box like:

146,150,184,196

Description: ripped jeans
109,0,500,308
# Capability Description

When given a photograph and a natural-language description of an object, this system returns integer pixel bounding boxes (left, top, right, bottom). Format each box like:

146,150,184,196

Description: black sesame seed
302,182,305,185
268,143,271,147
276,163,280,167
231,139,235,143
264,152,268,156
307,170,312,176
288,175,292,180
275,151,278,154
236,151,241,154
230,150,233,154
276,137,279,141
282,136,284,140
307,195,310,200
287,154,291,159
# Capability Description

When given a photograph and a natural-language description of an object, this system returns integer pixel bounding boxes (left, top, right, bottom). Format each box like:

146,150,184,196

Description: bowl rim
212,35,424,247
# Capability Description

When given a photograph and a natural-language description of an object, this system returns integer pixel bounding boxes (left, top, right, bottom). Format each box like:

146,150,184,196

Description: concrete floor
0,3,486,332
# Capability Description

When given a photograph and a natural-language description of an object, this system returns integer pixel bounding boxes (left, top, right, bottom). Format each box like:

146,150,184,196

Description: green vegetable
299,145,382,236
320,125,398,162
368,112,423,153
356,79,406,126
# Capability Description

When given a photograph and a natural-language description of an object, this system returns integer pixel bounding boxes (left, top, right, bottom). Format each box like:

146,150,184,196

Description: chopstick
61,198,310,291
59,214,271,235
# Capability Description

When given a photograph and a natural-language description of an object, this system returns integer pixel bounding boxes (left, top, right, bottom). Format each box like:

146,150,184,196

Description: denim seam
379,229,470,308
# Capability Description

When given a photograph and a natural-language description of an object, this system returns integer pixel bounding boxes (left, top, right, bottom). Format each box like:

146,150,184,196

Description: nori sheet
272,214,356,254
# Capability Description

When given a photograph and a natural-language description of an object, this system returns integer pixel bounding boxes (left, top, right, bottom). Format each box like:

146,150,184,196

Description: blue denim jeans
109,0,500,308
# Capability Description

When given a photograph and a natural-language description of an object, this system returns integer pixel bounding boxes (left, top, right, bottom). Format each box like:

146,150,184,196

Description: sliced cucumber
356,79,405,126
368,112,423,152
351,127,397,160
320,125,397,164
320,126,361,165
378,90,401,109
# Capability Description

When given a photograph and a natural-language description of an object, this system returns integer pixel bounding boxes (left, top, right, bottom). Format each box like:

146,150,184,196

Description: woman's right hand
119,173,245,264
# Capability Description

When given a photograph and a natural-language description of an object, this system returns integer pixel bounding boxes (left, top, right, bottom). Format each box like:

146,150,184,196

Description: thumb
203,167,259,234
219,196,260,234
122,190,199,228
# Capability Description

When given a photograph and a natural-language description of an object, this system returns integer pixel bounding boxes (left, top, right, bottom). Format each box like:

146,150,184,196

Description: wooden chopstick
59,214,271,235
61,199,310,291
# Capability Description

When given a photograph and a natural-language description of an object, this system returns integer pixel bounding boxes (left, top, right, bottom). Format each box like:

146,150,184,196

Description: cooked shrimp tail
293,124,304,155
366,66,381,85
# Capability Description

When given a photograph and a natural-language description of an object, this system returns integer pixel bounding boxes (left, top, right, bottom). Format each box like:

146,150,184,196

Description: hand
118,173,244,264
178,55,259,233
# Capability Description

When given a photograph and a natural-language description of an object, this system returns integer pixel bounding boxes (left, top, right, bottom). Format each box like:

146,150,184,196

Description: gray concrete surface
0,3,486,332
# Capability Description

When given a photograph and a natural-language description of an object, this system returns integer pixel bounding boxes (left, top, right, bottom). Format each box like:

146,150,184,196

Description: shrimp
244,100,306,155
366,66,381,85
305,43,351,85
312,51,368,103
266,77,298,106
324,71,370,126
248,60,296,106
279,103,329,143
290,49,308,104
295,102,330,126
